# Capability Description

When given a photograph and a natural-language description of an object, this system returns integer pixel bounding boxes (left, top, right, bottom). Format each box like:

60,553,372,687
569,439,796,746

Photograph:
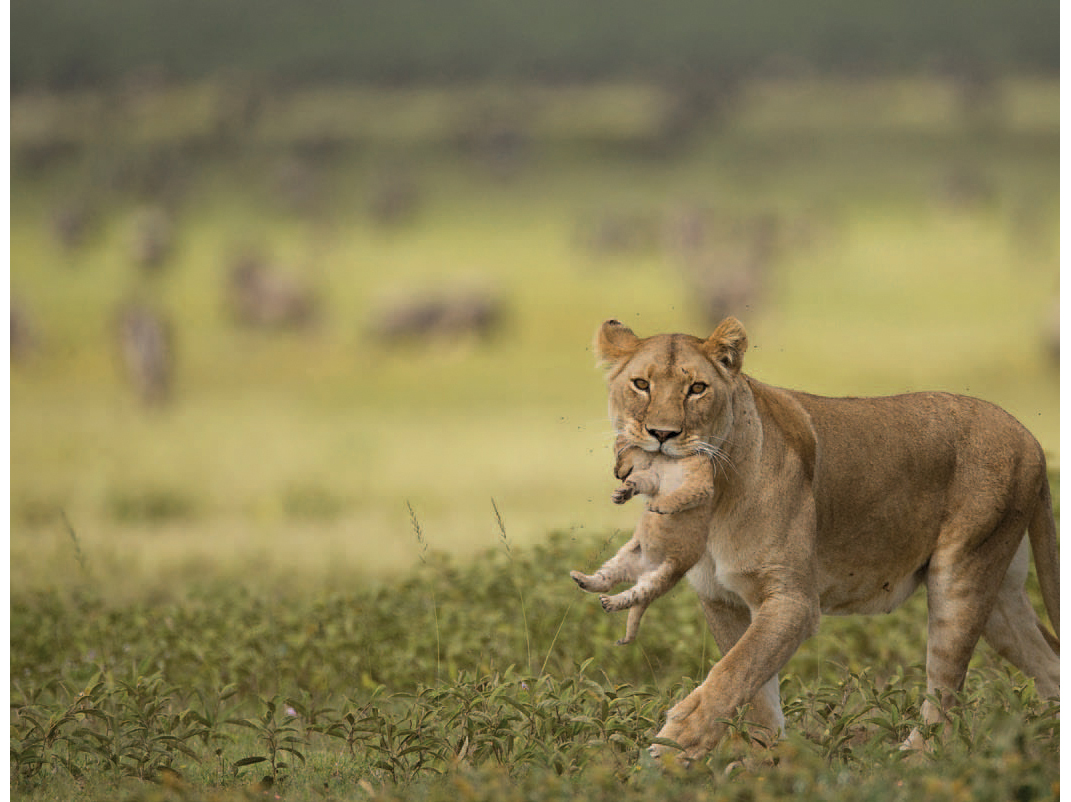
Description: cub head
595,317,748,458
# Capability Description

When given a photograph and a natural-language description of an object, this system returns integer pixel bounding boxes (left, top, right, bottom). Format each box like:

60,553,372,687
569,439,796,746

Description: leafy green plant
226,697,307,786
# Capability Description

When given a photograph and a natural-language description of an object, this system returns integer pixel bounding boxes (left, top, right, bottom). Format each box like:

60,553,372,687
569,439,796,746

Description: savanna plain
10,77,1060,801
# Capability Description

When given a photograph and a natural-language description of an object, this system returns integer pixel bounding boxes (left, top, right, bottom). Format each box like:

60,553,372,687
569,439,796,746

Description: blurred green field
10,77,1059,600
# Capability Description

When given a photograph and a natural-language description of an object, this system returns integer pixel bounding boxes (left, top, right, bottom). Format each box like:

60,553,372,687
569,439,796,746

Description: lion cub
571,446,713,644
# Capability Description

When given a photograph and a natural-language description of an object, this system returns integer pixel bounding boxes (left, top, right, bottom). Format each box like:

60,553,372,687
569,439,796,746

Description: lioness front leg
652,590,818,762
698,596,786,741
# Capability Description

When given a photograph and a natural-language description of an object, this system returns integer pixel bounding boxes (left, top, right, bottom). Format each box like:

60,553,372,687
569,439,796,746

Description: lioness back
755,381,1049,615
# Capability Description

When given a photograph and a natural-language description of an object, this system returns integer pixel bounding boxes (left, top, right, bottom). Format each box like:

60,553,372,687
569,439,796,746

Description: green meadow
10,78,1059,800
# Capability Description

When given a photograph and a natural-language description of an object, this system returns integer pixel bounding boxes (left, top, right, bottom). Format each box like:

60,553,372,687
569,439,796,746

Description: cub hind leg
600,558,683,644
571,536,645,593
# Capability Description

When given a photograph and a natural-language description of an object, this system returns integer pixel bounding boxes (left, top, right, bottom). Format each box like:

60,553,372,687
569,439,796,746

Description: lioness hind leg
907,517,1031,750
982,541,1060,699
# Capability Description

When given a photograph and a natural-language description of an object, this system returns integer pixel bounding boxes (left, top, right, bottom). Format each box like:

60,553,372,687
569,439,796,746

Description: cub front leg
613,467,660,505
647,481,713,515
646,459,713,514
614,439,654,481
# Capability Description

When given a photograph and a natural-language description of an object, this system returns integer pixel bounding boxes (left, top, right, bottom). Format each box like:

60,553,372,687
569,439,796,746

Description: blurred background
10,0,1059,599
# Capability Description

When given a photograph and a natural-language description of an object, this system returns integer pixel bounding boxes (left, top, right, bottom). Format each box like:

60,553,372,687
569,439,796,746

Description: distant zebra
116,302,173,405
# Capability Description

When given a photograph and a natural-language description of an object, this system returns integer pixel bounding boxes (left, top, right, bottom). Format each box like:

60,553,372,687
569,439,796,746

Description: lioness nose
647,427,681,443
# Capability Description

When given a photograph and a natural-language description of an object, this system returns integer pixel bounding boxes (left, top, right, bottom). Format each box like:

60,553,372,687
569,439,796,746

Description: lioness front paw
651,688,726,763
612,481,636,505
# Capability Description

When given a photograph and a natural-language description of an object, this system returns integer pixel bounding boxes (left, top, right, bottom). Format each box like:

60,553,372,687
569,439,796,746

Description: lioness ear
705,317,748,373
594,319,640,369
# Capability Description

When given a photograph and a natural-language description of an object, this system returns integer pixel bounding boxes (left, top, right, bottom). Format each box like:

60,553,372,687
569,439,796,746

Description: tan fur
570,446,712,644
581,317,1059,762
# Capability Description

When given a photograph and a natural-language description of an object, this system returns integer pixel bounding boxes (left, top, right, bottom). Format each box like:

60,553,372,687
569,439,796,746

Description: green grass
9,531,1060,801
10,77,1060,800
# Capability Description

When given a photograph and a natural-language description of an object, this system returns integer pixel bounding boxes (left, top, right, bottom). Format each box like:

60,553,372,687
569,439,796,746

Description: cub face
595,318,748,459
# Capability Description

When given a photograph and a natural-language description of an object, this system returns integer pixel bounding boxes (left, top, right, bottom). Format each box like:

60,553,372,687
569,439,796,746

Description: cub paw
570,570,595,590
600,594,628,613
612,481,636,505
647,499,686,514
572,570,615,593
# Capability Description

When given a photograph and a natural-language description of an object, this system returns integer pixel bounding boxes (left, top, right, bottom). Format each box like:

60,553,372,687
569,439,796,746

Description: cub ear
594,319,640,369
704,317,748,373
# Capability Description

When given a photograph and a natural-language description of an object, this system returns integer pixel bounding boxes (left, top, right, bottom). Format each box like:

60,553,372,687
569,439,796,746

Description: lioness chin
585,317,1059,763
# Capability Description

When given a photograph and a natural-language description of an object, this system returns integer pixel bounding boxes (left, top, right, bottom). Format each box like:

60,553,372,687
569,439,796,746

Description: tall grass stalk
492,498,532,674
407,500,441,682
60,509,91,578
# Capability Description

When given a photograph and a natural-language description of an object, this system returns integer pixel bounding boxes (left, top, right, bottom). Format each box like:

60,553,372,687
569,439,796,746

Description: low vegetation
10,528,1059,801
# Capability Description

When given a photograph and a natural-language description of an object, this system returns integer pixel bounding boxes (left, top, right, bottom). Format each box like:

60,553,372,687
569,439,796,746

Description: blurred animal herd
11,75,1059,414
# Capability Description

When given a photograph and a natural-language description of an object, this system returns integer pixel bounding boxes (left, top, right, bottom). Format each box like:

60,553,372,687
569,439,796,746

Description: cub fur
570,444,713,644
582,316,1059,762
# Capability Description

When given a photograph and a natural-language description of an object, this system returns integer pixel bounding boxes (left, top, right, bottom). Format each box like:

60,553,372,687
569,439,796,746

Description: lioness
570,444,713,644
589,316,1059,761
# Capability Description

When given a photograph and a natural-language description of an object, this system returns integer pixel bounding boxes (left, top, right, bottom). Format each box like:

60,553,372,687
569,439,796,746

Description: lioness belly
817,566,926,615
687,551,928,616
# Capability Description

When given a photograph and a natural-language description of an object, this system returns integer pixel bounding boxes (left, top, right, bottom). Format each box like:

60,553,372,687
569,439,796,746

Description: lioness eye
631,378,650,392
688,382,708,396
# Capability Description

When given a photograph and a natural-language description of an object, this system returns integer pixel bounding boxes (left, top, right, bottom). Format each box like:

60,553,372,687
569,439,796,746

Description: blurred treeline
11,0,1058,90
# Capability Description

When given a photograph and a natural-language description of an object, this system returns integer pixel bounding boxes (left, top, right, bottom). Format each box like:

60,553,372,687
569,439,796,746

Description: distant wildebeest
367,169,421,226
273,158,323,217
129,206,175,271
575,211,662,257
116,301,173,405
50,199,96,252
226,253,318,329
10,300,38,361
677,213,781,327
368,288,504,345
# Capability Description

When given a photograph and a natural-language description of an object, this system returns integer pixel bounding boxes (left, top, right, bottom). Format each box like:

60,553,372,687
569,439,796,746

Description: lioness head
595,317,748,460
